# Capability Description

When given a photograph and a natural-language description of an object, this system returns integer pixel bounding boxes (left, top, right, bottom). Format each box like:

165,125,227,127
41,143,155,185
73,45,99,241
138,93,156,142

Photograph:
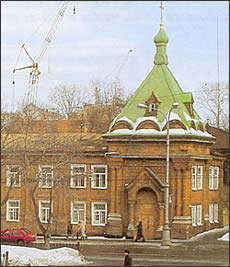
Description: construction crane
102,49,133,82
13,1,69,109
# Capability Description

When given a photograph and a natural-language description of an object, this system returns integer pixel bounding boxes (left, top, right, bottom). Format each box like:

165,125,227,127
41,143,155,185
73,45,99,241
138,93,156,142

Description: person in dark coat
135,221,145,242
67,221,72,240
124,249,132,266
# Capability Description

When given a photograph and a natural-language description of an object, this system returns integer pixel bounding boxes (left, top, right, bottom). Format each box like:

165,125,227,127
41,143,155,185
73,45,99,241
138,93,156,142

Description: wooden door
135,188,159,240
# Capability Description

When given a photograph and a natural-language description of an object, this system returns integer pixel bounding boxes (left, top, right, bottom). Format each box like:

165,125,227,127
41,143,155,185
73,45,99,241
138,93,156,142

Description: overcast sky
1,1,229,112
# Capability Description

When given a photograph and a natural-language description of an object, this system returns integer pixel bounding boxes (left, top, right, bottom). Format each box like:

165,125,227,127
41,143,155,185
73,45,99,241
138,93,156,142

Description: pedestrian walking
124,249,132,266
135,221,145,242
80,221,87,240
66,221,72,240
76,221,81,240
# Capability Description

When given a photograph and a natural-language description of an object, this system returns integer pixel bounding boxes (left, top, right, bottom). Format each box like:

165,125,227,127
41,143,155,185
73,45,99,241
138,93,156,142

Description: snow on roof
196,130,212,137
135,129,162,134
191,118,199,124
117,116,134,127
108,113,214,138
169,111,182,121
110,129,134,134
108,114,120,131
189,128,213,137
162,128,214,137
1,245,91,266
134,116,161,130
161,129,189,135
110,127,215,138
183,111,191,121
161,111,186,129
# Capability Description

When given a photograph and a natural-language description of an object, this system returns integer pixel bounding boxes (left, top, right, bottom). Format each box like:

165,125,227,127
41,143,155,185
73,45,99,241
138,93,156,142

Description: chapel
102,12,224,240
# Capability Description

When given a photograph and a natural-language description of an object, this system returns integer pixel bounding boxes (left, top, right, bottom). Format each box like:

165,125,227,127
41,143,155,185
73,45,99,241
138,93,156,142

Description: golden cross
160,1,164,25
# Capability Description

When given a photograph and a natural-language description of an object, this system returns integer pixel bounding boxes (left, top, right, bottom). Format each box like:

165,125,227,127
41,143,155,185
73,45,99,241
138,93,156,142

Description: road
33,227,228,266
77,238,229,266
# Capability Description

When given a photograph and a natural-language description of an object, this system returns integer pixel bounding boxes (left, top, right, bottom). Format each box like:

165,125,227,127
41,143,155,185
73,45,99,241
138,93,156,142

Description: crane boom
13,1,69,109
22,44,36,65
37,1,69,62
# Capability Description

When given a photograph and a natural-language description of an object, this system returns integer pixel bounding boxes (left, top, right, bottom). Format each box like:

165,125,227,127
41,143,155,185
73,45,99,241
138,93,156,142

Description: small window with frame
6,165,21,187
7,200,20,222
38,165,53,188
91,165,107,189
91,202,107,226
70,164,86,188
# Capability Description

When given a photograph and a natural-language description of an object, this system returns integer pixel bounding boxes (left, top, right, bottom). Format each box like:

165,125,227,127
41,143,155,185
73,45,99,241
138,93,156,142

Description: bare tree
1,106,100,247
47,79,128,133
1,111,27,207
89,78,127,107
196,82,229,131
85,78,128,133
48,83,87,119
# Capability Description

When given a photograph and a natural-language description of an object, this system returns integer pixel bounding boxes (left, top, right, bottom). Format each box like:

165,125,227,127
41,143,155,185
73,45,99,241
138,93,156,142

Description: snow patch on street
218,232,229,241
1,245,92,266
190,226,229,241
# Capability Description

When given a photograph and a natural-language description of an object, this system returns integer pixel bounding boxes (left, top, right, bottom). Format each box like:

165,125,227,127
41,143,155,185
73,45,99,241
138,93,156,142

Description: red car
1,228,36,245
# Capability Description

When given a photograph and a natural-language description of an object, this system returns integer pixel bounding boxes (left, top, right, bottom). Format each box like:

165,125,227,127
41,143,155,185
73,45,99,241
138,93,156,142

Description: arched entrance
135,187,160,240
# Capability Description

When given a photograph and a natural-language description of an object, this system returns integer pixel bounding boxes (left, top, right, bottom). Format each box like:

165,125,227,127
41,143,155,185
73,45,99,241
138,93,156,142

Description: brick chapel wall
105,137,224,238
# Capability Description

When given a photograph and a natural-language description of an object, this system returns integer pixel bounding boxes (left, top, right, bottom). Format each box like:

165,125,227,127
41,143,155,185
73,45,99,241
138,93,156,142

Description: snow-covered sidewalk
1,245,92,266
190,226,229,241
217,232,229,241
1,227,228,266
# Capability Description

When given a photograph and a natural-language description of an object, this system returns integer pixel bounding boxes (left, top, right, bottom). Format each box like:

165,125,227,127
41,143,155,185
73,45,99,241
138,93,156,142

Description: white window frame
197,166,203,190
214,167,219,190
197,205,202,225
191,205,202,226
91,202,107,226
91,165,107,189
214,203,218,223
6,165,21,187
191,166,197,190
209,166,219,190
191,205,196,226
71,201,86,224
38,165,53,188
70,164,87,188
192,166,203,190
209,166,214,189
6,200,20,222
209,204,214,223
39,200,53,223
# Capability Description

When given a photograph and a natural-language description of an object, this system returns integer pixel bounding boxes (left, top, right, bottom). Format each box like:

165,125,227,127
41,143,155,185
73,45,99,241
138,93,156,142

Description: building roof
104,24,213,139
206,125,229,152
1,133,106,154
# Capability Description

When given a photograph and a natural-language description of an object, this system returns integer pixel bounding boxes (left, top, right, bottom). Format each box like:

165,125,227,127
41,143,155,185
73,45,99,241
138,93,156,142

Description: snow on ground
1,245,92,266
190,226,229,241
2,228,228,265
217,232,229,241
